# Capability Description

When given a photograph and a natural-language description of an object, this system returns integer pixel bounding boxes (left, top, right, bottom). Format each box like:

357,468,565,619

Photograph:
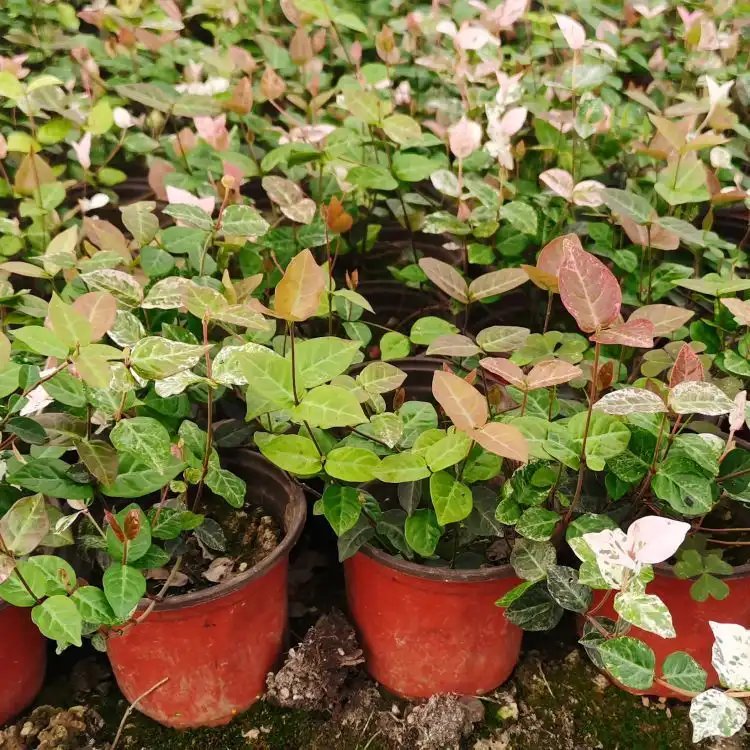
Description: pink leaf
432,370,488,432
499,107,528,136
589,319,655,348
479,357,526,388
729,390,747,434
448,117,482,160
418,258,469,304
470,422,528,463
525,359,583,390
669,343,704,388
539,234,580,278
194,115,230,151
165,186,216,216
559,245,621,333
72,132,92,170
626,516,691,565
555,14,586,50
540,168,574,201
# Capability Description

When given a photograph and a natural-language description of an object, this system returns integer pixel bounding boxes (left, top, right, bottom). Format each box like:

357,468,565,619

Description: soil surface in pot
143,502,282,597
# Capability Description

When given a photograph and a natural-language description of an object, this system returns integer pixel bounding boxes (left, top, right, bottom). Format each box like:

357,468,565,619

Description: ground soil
5,524,749,750
144,504,281,597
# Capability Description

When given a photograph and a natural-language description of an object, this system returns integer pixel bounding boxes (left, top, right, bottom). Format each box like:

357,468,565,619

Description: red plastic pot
106,451,306,728
344,545,523,698
588,564,750,699
0,603,46,725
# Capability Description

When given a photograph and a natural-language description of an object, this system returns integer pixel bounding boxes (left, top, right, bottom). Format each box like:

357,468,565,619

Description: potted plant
0,194,308,728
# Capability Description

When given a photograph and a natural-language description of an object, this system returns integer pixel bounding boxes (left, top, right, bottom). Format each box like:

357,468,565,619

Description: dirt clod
0,707,104,750
265,610,363,711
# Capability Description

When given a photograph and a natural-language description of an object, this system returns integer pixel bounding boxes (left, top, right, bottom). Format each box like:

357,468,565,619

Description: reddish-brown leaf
589,319,655,348
559,244,621,333
526,359,583,390
669,343,704,388
470,422,529,463
479,357,526,388
432,370,487,432
596,360,615,391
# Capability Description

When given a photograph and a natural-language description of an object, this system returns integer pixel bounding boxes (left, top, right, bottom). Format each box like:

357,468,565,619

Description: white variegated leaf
614,592,676,638
709,622,750,690
155,370,207,397
689,690,747,743
668,381,734,415
212,343,271,386
594,388,667,415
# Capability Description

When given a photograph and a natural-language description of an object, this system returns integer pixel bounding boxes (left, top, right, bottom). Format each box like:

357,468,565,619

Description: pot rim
356,542,516,583
132,450,306,612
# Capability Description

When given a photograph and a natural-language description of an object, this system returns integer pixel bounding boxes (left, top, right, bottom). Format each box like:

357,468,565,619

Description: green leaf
598,637,655,690
220,204,269,238
429,472,472,525
44,370,87,408
614,592,675,637
72,586,116,626
254,433,322,475
374,453,430,483
325,447,380,482
322,485,362,535
103,564,146,622
205,466,246,508
655,155,710,206
505,581,564,630
379,331,411,360
7,417,47,445
14,325,70,358
425,431,472,472
392,153,438,182
293,337,360,388
110,417,173,471
499,201,538,236
383,114,421,145
662,652,707,693
28,555,76,596
87,100,113,134
347,166,398,191
342,90,388,125
409,317,458,346
569,411,630,470
0,495,49,555
130,337,205,380
546,565,592,613
8,459,93,500
652,456,716,516
101,457,184,498
516,506,559,542
122,202,159,246
510,538,556,581
337,516,375,562
294,385,367,429
404,509,442,557
601,188,655,224
106,504,151,564
31,595,82,646
163,203,214,231
76,439,119,485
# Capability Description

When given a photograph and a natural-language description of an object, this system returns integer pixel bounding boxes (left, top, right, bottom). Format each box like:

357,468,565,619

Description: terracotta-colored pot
0,603,46,725
587,564,750,699
345,545,523,698
106,451,306,728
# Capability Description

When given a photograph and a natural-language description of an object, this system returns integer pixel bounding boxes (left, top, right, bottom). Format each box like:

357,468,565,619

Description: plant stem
565,341,601,525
